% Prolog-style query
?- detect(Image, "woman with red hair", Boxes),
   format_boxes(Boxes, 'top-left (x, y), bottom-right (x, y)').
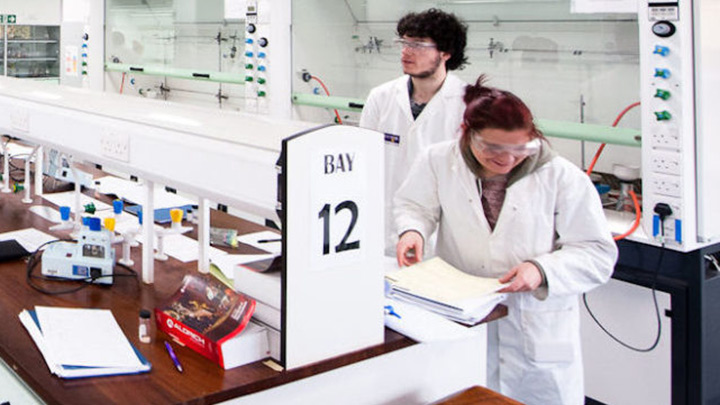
top-left (394, 75), bottom-right (617, 405)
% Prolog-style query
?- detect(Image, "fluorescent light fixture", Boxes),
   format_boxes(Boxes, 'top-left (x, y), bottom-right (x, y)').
top-left (147, 113), bottom-right (202, 128)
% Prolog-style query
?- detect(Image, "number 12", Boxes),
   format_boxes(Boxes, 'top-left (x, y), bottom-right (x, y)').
top-left (318, 200), bottom-right (360, 255)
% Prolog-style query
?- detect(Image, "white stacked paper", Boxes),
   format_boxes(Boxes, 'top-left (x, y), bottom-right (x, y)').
top-left (383, 298), bottom-right (481, 342)
top-left (234, 263), bottom-right (282, 309)
top-left (221, 321), bottom-right (270, 370)
top-left (233, 260), bottom-right (282, 361)
top-left (385, 257), bottom-right (507, 325)
top-left (18, 306), bottom-right (151, 379)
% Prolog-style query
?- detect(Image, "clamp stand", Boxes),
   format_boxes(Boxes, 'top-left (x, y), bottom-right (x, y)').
top-left (155, 208), bottom-right (191, 261)
top-left (118, 215), bottom-right (142, 267)
top-left (50, 206), bottom-right (74, 231)
top-left (1, 137), bottom-right (11, 193)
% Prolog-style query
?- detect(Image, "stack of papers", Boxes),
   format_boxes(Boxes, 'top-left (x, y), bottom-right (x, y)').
top-left (383, 298), bottom-right (481, 342)
top-left (18, 306), bottom-right (151, 379)
top-left (385, 257), bottom-right (508, 326)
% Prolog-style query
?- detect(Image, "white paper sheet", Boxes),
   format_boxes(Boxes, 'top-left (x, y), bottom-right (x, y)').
top-left (211, 253), bottom-right (277, 280)
top-left (94, 176), bottom-right (195, 209)
top-left (29, 206), bottom-right (62, 223)
top-left (136, 232), bottom-right (227, 263)
top-left (0, 228), bottom-right (57, 252)
top-left (35, 306), bottom-right (142, 368)
top-left (237, 231), bottom-right (282, 254)
top-left (386, 257), bottom-right (505, 304)
top-left (383, 298), bottom-right (479, 342)
top-left (6, 142), bottom-right (35, 158)
top-left (41, 192), bottom-right (111, 213)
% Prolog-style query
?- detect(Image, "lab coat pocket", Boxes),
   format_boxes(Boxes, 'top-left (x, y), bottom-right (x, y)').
top-left (521, 306), bottom-right (575, 364)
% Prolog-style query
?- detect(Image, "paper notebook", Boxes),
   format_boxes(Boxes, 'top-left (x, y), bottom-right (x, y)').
top-left (385, 257), bottom-right (507, 326)
top-left (19, 309), bottom-right (151, 379)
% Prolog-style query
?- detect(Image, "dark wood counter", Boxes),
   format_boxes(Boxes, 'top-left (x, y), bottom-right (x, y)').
top-left (0, 191), bottom-right (416, 404)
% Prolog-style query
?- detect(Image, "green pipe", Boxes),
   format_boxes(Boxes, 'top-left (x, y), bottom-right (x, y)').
top-left (292, 93), bottom-right (641, 147)
top-left (291, 93), bottom-right (365, 112)
top-left (537, 119), bottom-right (641, 147)
top-left (105, 63), bottom-right (247, 85)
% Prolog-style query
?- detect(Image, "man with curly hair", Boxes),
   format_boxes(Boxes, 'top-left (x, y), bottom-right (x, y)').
top-left (359, 8), bottom-right (468, 254)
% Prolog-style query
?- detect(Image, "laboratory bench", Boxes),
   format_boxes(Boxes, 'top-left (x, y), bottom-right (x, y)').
top-left (0, 189), bottom-right (502, 404)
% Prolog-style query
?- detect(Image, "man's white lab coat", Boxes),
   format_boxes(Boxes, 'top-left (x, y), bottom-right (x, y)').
top-left (359, 73), bottom-right (467, 252)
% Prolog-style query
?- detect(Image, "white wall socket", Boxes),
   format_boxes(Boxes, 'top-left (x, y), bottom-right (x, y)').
top-left (100, 131), bottom-right (130, 162)
top-left (651, 176), bottom-right (682, 198)
top-left (651, 152), bottom-right (682, 175)
top-left (650, 130), bottom-right (680, 149)
top-left (10, 109), bottom-right (29, 133)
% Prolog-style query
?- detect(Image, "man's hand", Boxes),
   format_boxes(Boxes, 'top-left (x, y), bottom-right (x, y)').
top-left (396, 231), bottom-right (424, 267)
top-left (498, 262), bottom-right (543, 293)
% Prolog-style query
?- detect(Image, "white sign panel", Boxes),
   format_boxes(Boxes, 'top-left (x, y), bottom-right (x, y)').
top-left (310, 148), bottom-right (367, 272)
top-left (283, 125), bottom-right (384, 370)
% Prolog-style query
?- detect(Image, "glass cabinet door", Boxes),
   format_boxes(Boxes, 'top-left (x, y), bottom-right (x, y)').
top-left (5, 25), bottom-right (60, 79)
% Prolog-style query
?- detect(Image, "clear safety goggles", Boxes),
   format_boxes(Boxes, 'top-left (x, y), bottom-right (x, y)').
top-left (393, 38), bottom-right (437, 51)
top-left (471, 134), bottom-right (541, 158)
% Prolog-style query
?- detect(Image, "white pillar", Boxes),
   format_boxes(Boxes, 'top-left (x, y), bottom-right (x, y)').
top-left (197, 198), bottom-right (211, 273)
top-left (142, 180), bottom-right (155, 284)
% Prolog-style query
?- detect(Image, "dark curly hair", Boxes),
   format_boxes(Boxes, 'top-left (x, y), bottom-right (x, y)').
top-left (396, 8), bottom-right (468, 71)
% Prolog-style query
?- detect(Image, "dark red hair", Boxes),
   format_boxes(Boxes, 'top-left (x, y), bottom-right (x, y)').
top-left (461, 75), bottom-right (542, 144)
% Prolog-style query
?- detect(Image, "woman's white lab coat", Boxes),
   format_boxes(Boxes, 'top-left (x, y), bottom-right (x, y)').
top-left (394, 140), bottom-right (617, 405)
top-left (359, 73), bottom-right (466, 251)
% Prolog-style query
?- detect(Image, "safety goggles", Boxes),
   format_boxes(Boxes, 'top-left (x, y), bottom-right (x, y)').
top-left (393, 38), bottom-right (437, 51)
top-left (471, 134), bottom-right (541, 158)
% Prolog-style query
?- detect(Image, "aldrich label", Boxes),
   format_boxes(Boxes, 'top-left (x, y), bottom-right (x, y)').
top-left (323, 153), bottom-right (355, 174)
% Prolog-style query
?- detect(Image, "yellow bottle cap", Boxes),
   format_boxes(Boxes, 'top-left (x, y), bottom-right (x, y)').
top-left (170, 208), bottom-right (183, 223)
top-left (103, 217), bottom-right (116, 232)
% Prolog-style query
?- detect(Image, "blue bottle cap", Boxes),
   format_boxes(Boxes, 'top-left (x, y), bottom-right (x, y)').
top-left (113, 199), bottom-right (124, 214)
top-left (88, 217), bottom-right (102, 231)
top-left (59, 206), bottom-right (71, 221)
top-left (82, 216), bottom-right (91, 226)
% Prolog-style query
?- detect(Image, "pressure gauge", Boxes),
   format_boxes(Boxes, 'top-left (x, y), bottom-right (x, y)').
top-left (652, 21), bottom-right (676, 38)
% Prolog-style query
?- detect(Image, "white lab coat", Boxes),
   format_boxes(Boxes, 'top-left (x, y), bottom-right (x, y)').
top-left (394, 140), bottom-right (617, 405)
top-left (359, 73), bottom-right (467, 252)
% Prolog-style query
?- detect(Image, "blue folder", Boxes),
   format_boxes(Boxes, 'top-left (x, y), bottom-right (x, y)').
top-left (124, 204), bottom-right (194, 224)
top-left (22, 310), bottom-right (152, 379)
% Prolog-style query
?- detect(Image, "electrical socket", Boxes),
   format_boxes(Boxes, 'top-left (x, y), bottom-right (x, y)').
top-left (651, 152), bottom-right (682, 175)
top-left (650, 131), bottom-right (680, 148)
top-left (10, 109), bottom-right (29, 133)
top-left (100, 131), bottom-right (130, 162)
top-left (650, 175), bottom-right (682, 197)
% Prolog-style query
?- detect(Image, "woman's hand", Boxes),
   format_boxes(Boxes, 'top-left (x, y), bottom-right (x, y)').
top-left (396, 231), bottom-right (424, 267)
top-left (498, 262), bottom-right (543, 293)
